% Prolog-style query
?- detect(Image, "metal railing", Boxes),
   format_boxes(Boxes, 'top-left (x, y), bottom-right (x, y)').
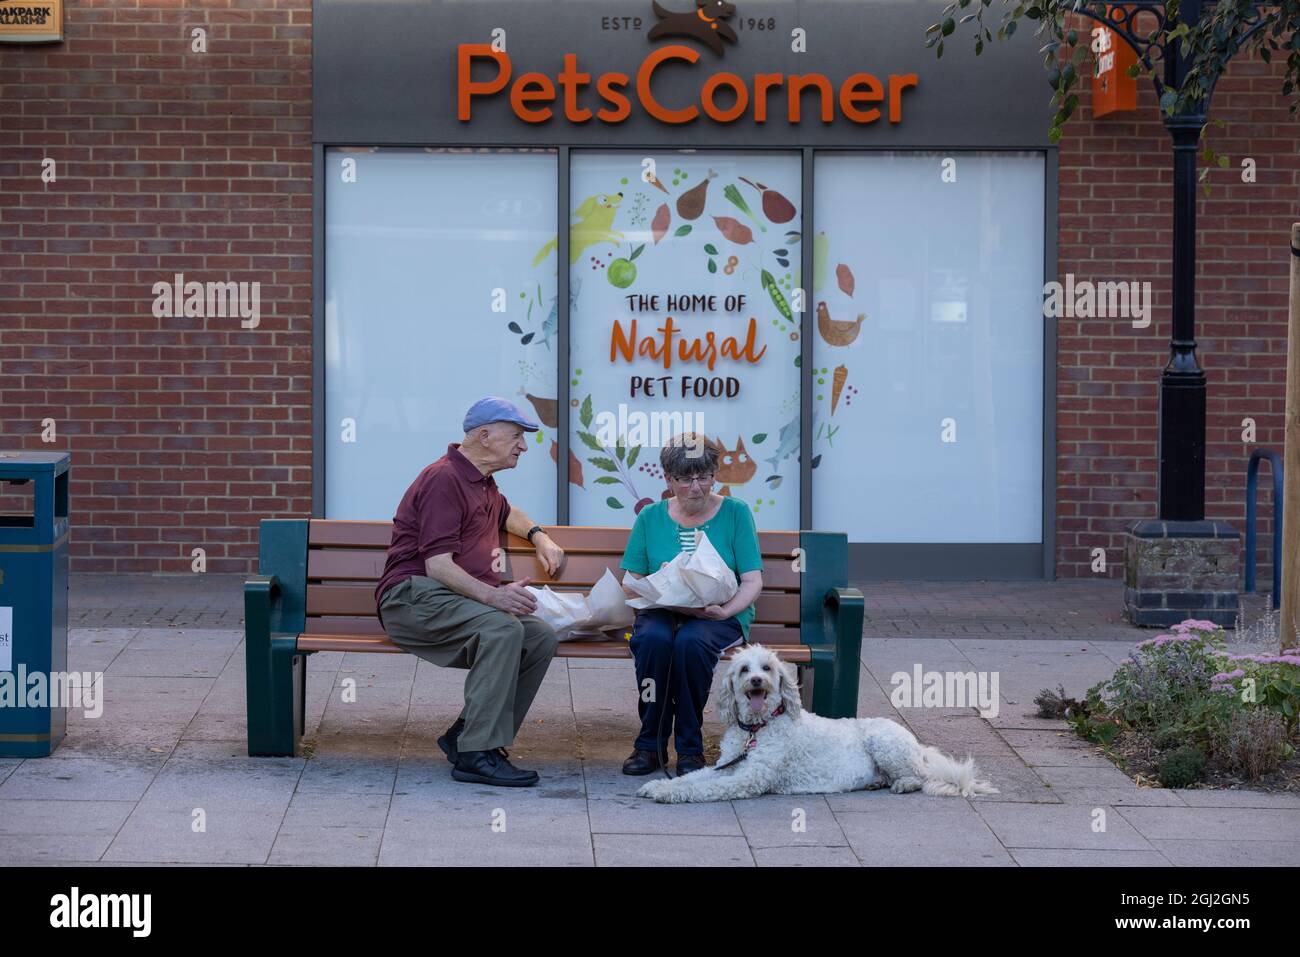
top-left (1244, 448), bottom-right (1283, 610)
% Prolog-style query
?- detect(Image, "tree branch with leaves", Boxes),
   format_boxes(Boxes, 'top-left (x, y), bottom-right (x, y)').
top-left (925, 0), bottom-right (1299, 146)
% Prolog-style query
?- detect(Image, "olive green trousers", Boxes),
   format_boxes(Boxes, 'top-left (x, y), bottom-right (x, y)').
top-left (378, 575), bottom-right (558, 752)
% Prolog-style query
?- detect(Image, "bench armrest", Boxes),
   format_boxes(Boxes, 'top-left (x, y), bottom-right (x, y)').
top-left (824, 585), bottom-right (864, 651)
top-left (245, 575), bottom-right (283, 648)
top-left (800, 585), bottom-right (864, 718)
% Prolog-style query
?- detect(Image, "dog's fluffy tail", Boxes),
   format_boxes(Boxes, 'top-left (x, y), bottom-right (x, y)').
top-left (917, 746), bottom-right (999, 797)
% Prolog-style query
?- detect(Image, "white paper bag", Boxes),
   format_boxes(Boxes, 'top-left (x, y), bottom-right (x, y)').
top-left (526, 586), bottom-right (588, 638)
top-left (571, 567), bottom-right (635, 636)
top-left (622, 529), bottom-right (738, 610)
top-left (526, 568), bottom-right (634, 641)
top-left (679, 529), bottom-right (739, 605)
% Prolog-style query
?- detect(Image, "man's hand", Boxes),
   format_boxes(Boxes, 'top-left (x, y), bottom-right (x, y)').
top-left (533, 532), bottom-right (564, 578)
top-left (489, 577), bottom-right (539, 616)
top-left (698, 604), bottom-right (728, 620)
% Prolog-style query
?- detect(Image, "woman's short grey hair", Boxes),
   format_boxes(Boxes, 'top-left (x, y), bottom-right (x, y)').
top-left (660, 432), bottom-right (719, 479)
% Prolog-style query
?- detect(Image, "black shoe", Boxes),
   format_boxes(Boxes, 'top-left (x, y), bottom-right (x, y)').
top-left (622, 749), bottom-right (663, 776)
top-left (451, 748), bottom-right (539, 787)
top-left (436, 717), bottom-right (465, 764)
top-left (677, 753), bottom-right (707, 776)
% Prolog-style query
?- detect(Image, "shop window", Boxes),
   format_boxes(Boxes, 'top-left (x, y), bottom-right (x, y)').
top-left (323, 147), bottom-right (558, 521)
top-left (811, 151), bottom-right (1045, 543)
top-left (564, 151), bottom-right (802, 528)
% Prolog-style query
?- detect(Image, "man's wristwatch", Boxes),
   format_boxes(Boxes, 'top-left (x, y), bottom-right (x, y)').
top-left (526, 525), bottom-right (544, 543)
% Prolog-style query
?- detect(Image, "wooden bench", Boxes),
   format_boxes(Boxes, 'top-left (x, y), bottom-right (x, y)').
top-left (244, 518), bottom-right (864, 757)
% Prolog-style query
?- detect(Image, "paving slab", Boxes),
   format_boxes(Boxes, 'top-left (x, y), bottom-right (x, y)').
top-left (0, 759), bottom-right (21, 786)
top-left (593, 833), bottom-right (752, 866)
top-left (104, 802), bottom-right (287, 864)
top-left (1150, 839), bottom-right (1300, 867)
top-left (379, 797), bottom-right (593, 866)
top-left (1172, 788), bottom-right (1300, 809)
top-left (732, 794), bottom-right (850, 848)
top-left (966, 756), bottom-right (1061, 804)
top-left (0, 750), bottom-right (166, 803)
top-left (0, 798), bottom-right (135, 863)
top-left (753, 845), bottom-right (861, 866)
top-left (1010, 848), bottom-right (1172, 867)
top-left (268, 827), bottom-right (385, 866)
top-left (834, 800), bottom-right (1016, 866)
top-left (587, 794), bottom-right (745, 836)
top-left (1115, 805), bottom-right (1300, 842)
top-left (975, 801), bottom-right (1153, 851)
top-left (1045, 787), bottom-right (1188, 807)
top-left (1016, 747), bottom-right (1115, 768)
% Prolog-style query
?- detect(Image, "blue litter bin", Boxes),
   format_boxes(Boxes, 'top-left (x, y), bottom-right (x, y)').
top-left (0, 451), bottom-right (70, 757)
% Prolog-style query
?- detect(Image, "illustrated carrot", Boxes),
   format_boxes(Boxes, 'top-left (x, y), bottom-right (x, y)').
top-left (831, 365), bottom-right (848, 414)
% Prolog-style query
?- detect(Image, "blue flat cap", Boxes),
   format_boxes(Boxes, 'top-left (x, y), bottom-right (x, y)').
top-left (463, 396), bottom-right (541, 433)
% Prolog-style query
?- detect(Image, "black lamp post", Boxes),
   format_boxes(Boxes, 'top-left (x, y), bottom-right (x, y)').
top-left (1076, 0), bottom-right (1271, 520)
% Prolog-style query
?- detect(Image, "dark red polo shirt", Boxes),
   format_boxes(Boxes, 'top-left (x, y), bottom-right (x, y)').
top-left (374, 443), bottom-right (512, 627)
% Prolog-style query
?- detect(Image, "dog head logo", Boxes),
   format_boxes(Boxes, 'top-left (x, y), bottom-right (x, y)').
top-left (648, 0), bottom-right (738, 56)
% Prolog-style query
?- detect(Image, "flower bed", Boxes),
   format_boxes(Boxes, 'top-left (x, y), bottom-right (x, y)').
top-left (1048, 620), bottom-right (1300, 790)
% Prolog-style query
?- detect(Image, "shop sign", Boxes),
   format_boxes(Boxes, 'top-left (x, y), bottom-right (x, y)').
top-left (1090, 9), bottom-right (1137, 117)
top-left (0, 0), bottom-right (61, 42)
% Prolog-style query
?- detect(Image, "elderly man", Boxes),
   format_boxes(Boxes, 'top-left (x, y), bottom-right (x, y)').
top-left (375, 397), bottom-right (565, 787)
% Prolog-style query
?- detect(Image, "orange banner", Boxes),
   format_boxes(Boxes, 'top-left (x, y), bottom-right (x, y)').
top-left (1090, 7), bottom-right (1137, 117)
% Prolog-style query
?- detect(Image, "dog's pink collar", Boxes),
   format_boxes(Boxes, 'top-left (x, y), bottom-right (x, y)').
top-left (717, 703), bottom-right (785, 770)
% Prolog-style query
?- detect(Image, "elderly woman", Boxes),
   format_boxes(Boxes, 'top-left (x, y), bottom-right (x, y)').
top-left (619, 432), bottom-right (764, 776)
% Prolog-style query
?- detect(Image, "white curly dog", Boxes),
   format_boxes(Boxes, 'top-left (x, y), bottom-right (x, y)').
top-left (637, 644), bottom-right (999, 803)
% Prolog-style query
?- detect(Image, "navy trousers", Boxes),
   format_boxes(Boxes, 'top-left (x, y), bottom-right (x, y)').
top-left (628, 608), bottom-right (745, 757)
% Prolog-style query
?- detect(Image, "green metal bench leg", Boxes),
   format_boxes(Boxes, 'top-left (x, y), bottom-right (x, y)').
top-left (268, 637), bottom-right (305, 757)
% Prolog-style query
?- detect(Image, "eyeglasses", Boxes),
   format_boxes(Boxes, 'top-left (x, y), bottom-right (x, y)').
top-left (669, 473), bottom-right (714, 488)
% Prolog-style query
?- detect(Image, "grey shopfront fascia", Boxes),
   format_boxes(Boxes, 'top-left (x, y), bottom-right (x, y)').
top-left (311, 0), bottom-right (1059, 580)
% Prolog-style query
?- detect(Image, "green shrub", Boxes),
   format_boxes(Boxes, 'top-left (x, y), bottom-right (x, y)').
top-left (1209, 654), bottom-right (1300, 735)
top-left (1089, 624), bottom-right (1232, 740)
top-left (1158, 746), bottom-right (1207, 788)
top-left (1215, 708), bottom-right (1293, 780)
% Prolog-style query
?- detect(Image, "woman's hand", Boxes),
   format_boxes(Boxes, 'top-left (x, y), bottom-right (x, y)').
top-left (699, 604), bottom-right (729, 620)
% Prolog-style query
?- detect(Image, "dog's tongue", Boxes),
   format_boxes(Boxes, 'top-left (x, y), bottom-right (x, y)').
top-left (747, 689), bottom-right (766, 713)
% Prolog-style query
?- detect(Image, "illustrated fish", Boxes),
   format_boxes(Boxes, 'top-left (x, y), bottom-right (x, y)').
top-left (759, 408), bottom-right (821, 475)
top-left (764, 412), bottom-right (800, 475)
top-left (539, 274), bottom-right (581, 351)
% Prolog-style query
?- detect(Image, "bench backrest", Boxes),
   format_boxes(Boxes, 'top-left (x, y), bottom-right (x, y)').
top-left (257, 518), bottom-right (848, 647)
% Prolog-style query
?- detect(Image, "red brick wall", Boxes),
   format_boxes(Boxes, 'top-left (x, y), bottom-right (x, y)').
top-left (0, 0), bottom-right (312, 572)
top-left (2, 4), bottom-right (1295, 582)
top-left (1055, 28), bottom-right (1300, 586)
